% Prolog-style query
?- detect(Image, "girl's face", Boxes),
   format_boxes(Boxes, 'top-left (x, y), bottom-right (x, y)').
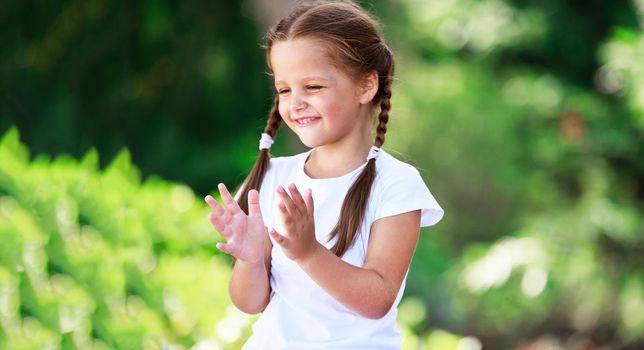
top-left (270, 38), bottom-right (375, 149)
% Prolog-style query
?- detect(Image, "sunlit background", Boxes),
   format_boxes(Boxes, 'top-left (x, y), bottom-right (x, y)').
top-left (1, 0), bottom-right (643, 349)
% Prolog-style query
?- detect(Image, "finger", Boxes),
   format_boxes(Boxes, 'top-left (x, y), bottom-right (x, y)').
top-left (277, 201), bottom-right (292, 232)
top-left (218, 183), bottom-right (242, 214)
top-left (287, 183), bottom-right (307, 215)
top-left (304, 188), bottom-right (314, 216)
top-left (208, 213), bottom-right (232, 239)
top-left (205, 195), bottom-right (234, 225)
top-left (247, 189), bottom-right (263, 219)
top-left (269, 227), bottom-right (288, 247)
top-left (204, 195), bottom-right (225, 216)
top-left (276, 185), bottom-right (301, 217)
top-left (205, 195), bottom-right (233, 222)
top-left (216, 242), bottom-right (235, 255)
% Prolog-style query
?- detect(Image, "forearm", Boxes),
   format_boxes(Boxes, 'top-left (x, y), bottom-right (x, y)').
top-left (229, 259), bottom-right (271, 314)
top-left (296, 244), bottom-right (397, 319)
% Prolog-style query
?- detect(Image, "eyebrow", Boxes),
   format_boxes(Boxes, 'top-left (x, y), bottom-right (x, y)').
top-left (274, 76), bottom-right (331, 85)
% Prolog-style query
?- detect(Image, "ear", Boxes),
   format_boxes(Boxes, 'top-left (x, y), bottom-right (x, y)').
top-left (357, 70), bottom-right (379, 105)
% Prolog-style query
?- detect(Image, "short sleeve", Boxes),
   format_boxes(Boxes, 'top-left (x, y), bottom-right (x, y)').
top-left (373, 165), bottom-right (444, 227)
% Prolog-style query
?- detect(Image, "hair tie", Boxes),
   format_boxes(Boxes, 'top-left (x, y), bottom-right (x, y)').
top-left (367, 145), bottom-right (381, 161)
top-left (259, 133), bottom-right (274, 150)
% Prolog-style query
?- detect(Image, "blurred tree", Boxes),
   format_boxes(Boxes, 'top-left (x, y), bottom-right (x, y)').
top-left (0, 0), bottom-right (283, 195)
top-left (372, 0), bottom-right (644, 348)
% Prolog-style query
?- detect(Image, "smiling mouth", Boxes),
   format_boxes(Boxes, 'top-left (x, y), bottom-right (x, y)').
top-left (294, 117), bottom-right (321, 126)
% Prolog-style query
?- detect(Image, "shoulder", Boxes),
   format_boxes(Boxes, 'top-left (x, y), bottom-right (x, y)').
top-left (374, 149), bottom-right (423, 182)
top-left (371, 149), bottom-right (429, 199)
top-left (268, 150), bottom-right (308, 171)
top-left (371, 149), bottom-right (445, 227)
top-left (268, 151), bottom-right (305, 167)
top-left (265, 150), bottom-right (309, 181)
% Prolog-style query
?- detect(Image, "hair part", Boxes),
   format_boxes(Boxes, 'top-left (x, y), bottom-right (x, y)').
top-left (237, 0), bottom-right (395, 257)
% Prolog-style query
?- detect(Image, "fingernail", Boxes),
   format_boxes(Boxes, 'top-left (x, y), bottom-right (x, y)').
top-left (277, 186), bottom-right (284, 193)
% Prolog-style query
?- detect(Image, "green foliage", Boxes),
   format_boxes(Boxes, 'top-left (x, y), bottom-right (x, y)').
top-left (0, 0), bottom-right (279, 195)
top-left (0, 128), bottom-right (253, 350)
top-left (382, 0), bottom-right (644, 348)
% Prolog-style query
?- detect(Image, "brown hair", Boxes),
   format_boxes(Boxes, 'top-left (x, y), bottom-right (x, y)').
top-left (237, 0), bottom-right (394, 257)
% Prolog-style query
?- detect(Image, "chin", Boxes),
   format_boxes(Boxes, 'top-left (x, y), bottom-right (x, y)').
top-left (300, 140), bottom-right (320, 148)
top-left (298, 137), bottom-right (325, 149)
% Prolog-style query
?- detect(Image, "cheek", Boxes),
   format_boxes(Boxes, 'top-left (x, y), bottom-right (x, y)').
top-left (309, 95), bottom-right (336, 115)
top-left (314, 95), bottom-right (350, 119)
top-left (278, 99), bottom-right (289, 119)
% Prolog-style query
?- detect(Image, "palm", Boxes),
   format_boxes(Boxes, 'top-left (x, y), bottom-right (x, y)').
top-left (205, 184), bottom-right (266, 263)
top-left (219, 209), bottom-right (265, 262)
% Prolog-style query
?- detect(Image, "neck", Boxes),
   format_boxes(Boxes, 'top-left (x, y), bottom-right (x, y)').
top-left (305, 127), bottom-right (374, 179)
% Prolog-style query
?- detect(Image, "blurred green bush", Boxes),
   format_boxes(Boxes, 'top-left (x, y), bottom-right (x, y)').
top-left (0, 127), bottom-right (253, 350)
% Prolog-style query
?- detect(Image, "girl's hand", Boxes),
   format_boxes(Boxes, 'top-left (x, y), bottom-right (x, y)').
top-left (205, 183), bottom-right (266, 263)
top-left (270, 183), bottom-right (320, 262)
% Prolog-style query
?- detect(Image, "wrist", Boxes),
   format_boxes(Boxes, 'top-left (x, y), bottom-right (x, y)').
top-left (295, 241), bottom-right (324, 267)
top-left (234, 261), bottom-right (266, 281)
top-left (236, 253), bottom-right (265, 267)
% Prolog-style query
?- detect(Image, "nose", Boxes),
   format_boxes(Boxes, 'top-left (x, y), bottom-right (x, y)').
top-left (290, 90), bottom-right (307, 113)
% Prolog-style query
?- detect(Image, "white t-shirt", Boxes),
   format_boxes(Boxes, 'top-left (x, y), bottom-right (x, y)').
top-left (242, 148), bottom-right (444, 350)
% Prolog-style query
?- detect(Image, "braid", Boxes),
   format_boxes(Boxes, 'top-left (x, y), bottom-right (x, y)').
top-left (237, 96), bottom-right (283, 214)
top-left (264, 95), bottom-right (283, 138)
top-left (375, 76), bottom-right (392, 148)
top-left (328, 60), bottom-right (393, 257)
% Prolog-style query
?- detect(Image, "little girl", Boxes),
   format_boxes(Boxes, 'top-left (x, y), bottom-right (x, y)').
top-left (205, 1), bottom-right (444, 348)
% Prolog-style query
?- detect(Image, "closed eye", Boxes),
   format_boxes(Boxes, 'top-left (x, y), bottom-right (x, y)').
top-left (307, 85), bottom-right (323, 91)
top-left (277, 88), bottom-right (290, 95)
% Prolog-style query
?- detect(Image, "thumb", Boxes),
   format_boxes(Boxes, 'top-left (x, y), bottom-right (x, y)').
top-left (216, 242), bottom-right (233, 255)
top-left (247, 189), bottom-right (263, 218)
